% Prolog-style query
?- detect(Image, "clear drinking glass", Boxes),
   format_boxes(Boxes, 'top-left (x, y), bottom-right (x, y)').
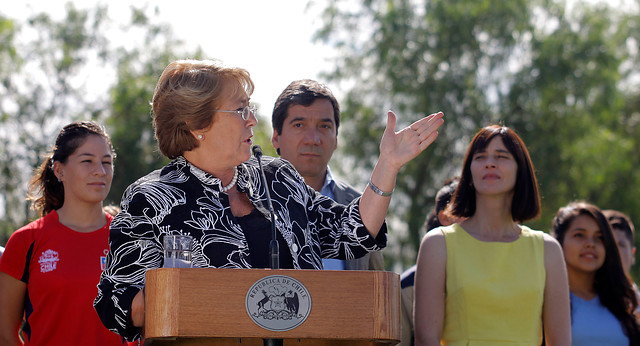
top-left (163, 234), bottom-right (193, 268)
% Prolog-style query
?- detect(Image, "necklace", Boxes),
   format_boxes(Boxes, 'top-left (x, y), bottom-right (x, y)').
top-left (220, 167), bottom-right (238, 193)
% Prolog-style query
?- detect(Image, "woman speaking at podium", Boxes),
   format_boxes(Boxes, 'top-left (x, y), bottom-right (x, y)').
top-left (94, 59), bottom-right (444, 341)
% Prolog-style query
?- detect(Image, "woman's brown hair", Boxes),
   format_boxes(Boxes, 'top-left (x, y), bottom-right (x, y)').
top-left (28, 121), bottom-right (114, 217)
top-left (152, 59), bottom-right (254, 159)
top-left (447, 125), bottom-right (540, 222)
top-left (552, 201), bottom-right (639, 344)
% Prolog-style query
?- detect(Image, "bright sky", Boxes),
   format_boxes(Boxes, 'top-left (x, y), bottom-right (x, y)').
top-left (3, 0), bottom-right (338, 115)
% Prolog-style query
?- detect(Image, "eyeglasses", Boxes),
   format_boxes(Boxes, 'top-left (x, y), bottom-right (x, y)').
top-left (214, 104), bottom-right (257, 121)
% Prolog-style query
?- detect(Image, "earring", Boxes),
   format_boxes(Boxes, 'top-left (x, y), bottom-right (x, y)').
top-left (197, 134), bottom-right (203, 140)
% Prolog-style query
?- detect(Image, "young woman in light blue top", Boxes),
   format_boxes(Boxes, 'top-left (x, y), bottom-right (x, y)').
top-left (552, 202), bottom-right (639, 345)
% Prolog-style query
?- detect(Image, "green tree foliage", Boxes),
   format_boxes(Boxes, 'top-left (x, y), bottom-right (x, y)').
top-left (0, 4), bottom-right (112, 242)
top-left (315, 0), bottom-right (537, 268)
top-left (105, 7), bottom-right (201, 205)
top-left (251, 113), bottom-right (279, 158)
top-left (0, 15), bottom-right (21, 242)
top-left (315, 0), bottom-right (640, 274)
top-left (505, 2), bottom-right (640, 279)
top-left (0, 4), bottom-right (200, 243)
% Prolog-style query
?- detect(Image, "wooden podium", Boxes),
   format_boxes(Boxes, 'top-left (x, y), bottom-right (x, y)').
top-left (144, 268), bottom-right (401, 345)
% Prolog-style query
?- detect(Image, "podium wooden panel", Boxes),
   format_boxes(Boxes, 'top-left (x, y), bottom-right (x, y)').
top-left (144, 268), bottom-right (400, 345)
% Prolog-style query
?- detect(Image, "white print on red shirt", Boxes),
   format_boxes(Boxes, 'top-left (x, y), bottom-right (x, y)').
top-left (100, 249), bottom-right (108, 271)
top-left (38, 249), bottom-right (59, 273)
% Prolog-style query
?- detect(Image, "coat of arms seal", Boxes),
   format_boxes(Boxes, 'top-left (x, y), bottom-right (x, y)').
top-left (245, 275), bottom-right (312, 331)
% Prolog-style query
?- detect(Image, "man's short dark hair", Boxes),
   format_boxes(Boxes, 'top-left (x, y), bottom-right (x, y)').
top-left (271, 79), bottom-right (340, 136)
top-left (424, 177), bottom-right (459, 232)
top-left (603, 209), bottom-right (635, 244)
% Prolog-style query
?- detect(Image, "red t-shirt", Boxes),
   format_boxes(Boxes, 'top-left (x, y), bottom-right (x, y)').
top-left (0, 210), bottom-right (126, 345)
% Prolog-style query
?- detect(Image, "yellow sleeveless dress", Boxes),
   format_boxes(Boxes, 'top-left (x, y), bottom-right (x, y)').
top-left (441, 224), bottom-right (545, 346)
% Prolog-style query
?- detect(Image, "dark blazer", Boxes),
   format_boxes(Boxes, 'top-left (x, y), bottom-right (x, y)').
top-left (331, 178), bottom-right (385, 271)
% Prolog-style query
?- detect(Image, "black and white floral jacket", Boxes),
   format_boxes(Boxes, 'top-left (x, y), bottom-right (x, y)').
top-left (94, 155), bottom-right (387, 340)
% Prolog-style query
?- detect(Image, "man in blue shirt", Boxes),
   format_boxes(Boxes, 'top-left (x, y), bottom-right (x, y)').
top-left (271, 79), bottom-right (383, 270)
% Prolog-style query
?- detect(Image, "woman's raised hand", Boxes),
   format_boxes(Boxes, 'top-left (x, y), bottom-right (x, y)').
top-left (378, 111), bottom-right (444, 171)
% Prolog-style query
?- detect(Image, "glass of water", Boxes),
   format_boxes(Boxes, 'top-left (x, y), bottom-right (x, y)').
top-left (163, 234), bottom-right (193, 268)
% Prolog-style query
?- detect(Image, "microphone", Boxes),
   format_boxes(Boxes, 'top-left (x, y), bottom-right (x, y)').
top-left (252, 145), bottom-right (280, 270)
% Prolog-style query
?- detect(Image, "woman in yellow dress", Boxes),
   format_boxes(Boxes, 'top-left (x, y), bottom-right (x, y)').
top-left (414, 125), bottom-right (571, 345)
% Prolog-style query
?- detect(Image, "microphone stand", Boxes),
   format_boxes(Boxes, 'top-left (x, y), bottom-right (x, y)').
top-left (253, 146), bottom-right (283, 346)
top-left (252, 145), bottom-right (279, 270)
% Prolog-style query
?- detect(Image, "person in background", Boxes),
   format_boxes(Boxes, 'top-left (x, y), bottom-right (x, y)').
top-left (271, 79), bottom-right (383, 270)
top-left (414, 125), bottom-right (571, 345)
top-left (103, 204), bottom-right (121, 217)
top-left (603, 209), bottom-right (640, 314)
top-left (0, 121), bottom-right (125, 345)
top-left (399, 177), bottom-right (460, 346)
top-left (94, 59), bottom-right (444, 341)
top-left (553, 202), bottom-right (639, 345)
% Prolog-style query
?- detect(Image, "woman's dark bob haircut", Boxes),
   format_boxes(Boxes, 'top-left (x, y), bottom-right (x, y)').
top-left (448, 125), bottom-right (540, 222)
